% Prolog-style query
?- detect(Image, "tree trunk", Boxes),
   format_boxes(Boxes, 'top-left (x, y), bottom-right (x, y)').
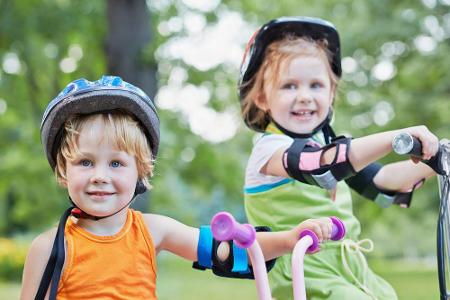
top-left (106, 0), bottom-right (157, 212)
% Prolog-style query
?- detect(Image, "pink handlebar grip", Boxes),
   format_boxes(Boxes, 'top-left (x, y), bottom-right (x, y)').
top-left (211, 212), bottom-right (256, 249)
top-left (330, 216), bottom-right (346, 241)
top-left (299, 217), bottom-right (346, 253)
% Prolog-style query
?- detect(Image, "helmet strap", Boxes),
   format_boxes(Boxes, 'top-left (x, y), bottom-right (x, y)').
top-left (69, 181), bottom-right (147, 221)
top-left (270, 110), bottom-right (335, 143)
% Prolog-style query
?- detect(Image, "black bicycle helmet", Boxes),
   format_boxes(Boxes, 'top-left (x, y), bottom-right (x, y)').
top-left (238, 16), bottom-right (341, 133)
top-left (41, 75), bottom-right (160, 170)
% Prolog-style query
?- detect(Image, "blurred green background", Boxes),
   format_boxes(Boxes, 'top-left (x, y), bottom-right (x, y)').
top-left (0, 0), bottom-right (449, 299)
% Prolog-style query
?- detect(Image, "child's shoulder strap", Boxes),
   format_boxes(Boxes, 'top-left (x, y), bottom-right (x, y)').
top-left (35, 207), bottom-right (72, 300)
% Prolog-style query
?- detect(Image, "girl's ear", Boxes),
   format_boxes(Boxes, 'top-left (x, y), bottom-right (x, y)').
top-left (255, 93), bottom-right (268, 112)
top-left (329, 83), bottom-right (337, 105)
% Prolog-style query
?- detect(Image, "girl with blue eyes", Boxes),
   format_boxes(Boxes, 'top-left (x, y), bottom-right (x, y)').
top-left (239, 17), bottom-right (441, 299)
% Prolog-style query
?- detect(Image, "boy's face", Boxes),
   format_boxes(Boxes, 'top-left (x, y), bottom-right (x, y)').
top-left (62, 118), bottom-right (139, 217)
top-left (258, 55), bottom-right (335, 134)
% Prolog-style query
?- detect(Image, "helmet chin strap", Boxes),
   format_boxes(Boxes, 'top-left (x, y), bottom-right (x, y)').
top-left (70, 181), bottom-right (147, 221)
top-left (271, 110), bottom-right (336, 143)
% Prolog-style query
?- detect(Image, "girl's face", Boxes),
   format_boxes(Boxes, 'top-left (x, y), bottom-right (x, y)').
top-left (258, 55), bottom-right (335, 134)
top-left (63, 118), bottom-right (139, 217)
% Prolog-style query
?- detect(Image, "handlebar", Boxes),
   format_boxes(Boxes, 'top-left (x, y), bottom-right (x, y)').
top-left (299, 216), bottom-right (346, 253)
top-left (392, 132), bottom-right (448, 175)
top-left (211, 212), bottom-right (345, 253)
top-left (392, 132), bottom-right (423, 156)
top-left (211, 212), bottom-right (256, 248)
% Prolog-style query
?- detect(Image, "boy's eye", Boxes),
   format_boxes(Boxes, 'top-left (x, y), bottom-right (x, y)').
top-left (80, 159), bottom-right (92, 167)
top-left (111, 161), bottom-right (122, 168)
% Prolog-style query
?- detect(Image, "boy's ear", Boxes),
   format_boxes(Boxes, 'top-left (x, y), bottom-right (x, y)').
top-left (59, 177), bottom-right (68, 188)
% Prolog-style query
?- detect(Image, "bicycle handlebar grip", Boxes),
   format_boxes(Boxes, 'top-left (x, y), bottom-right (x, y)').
top-left (392, 132), bottom-right (422, 156)
top-left (392, 132), bottom-right (446, 175)
top-left (211, 212), bottom-right (256, 249)
top-left (299, 217), bottom-right (346, 253)
top-left (330, 216), bottom-right (346, 241)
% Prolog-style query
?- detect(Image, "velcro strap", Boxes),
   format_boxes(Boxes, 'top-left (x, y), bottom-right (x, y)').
top-left (328, 137), bottom-right (356, 181)
top-left (375, 179), bottom-right (425, 208)
top-left (231, 243), bottom-right (249, 273)
top-left (345, 162), bottom-right (383, 200)
top-left (285, 139), bottom-right (309, 183)
top-left (196, 225), bottom-right (213, 269)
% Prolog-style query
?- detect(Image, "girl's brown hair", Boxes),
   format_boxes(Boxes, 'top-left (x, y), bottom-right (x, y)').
top-left (240, 36), bottom-right (339, 132)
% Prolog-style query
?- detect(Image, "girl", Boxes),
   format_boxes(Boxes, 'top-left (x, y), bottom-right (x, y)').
top-left (239, 16), bottom-right (441, 300)
top-left (20, 75), bottom-right (333, 299)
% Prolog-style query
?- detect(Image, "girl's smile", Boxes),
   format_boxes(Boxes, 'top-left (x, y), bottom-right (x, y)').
top-left (259, 55), bottom-right (335, 134)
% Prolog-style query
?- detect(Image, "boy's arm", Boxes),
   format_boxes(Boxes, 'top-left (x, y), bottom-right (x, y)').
top-left (143, 214), bottom-right (199, 261)
top-left (255, 218), bottom-right (332, 261)
top-left (20, 228), bottom-right (57, 300)
top-left (143, 213), bottom-right (331, 258)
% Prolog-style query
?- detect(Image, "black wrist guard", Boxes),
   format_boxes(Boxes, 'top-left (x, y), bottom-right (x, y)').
top-left (192, 225), bottom-right (276, 279)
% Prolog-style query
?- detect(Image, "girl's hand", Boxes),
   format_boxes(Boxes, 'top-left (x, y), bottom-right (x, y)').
top-left (287, 217), bottom-right (333, 250)
top-left (403, 125), bottom-right (439, 162)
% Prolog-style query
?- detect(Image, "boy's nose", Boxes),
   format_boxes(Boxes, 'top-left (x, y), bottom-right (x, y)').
top-left (90, 167), bottom-right (110, 183)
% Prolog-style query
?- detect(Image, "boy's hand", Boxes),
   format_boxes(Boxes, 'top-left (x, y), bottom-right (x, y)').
top-left (404, 125), bottom-right (439, 161)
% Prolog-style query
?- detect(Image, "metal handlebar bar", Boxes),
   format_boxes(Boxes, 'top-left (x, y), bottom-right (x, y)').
top-left (393, 132), bottom-right (450, 300)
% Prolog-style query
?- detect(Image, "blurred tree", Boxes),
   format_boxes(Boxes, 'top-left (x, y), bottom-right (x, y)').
top-left (148, 0), bottom-right (450, 258)
top-left (105, 0), bottom-right (157, 212)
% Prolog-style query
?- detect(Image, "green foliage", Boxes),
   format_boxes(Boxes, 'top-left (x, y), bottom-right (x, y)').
top-left (0, 0), bottom-right (449, 264)
top-left (0, 237), bottom-right (28, 281)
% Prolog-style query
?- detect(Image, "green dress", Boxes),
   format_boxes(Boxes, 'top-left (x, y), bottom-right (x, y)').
top-left (244, 125), bottom-right (397, 300)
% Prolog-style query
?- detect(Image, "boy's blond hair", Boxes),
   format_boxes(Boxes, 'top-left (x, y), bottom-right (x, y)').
top-left (241, 36), bottom-right (339, 131)
top-left (55, 111), bottom-right (153, 188)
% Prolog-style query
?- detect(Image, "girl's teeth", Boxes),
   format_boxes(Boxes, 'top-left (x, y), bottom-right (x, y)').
top-left (294, 111), bottom-right (312, 115)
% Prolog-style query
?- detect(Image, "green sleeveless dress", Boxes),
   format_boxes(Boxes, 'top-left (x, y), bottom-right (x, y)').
top-left (244, 125), bottom-right (397, 300)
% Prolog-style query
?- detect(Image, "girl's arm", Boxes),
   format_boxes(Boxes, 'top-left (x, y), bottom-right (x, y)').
top-left (344, 126), bottom-right (438, 171)
top-left (143, 214), bottom-right (199, 261)
top-left (20, 228), bottom-right (57, 300)
top-left (263, 125), bottom-right (439, 189)
top-left (373, 160), bottom-right (435, 191)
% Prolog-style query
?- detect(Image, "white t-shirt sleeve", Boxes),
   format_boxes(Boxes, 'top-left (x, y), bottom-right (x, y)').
top-left (245, 134), bottom-right (294, 188)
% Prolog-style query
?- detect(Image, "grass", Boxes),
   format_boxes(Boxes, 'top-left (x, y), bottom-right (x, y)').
top-left (2, 256), bottom-right (440, 300)
top-left (0, 281), bottom-right (20, 300)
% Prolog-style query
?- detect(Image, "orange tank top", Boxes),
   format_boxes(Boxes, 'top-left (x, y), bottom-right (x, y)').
top-left (57, 209), bottom-right (157, 299)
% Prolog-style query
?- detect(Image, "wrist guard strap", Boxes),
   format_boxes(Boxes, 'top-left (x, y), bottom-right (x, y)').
top-left (193, 225), bottom-right (276, 279)
top-left (283, 136), bottom-right (356, 190)
top-left (346, 162), bottom-right (424, 208)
